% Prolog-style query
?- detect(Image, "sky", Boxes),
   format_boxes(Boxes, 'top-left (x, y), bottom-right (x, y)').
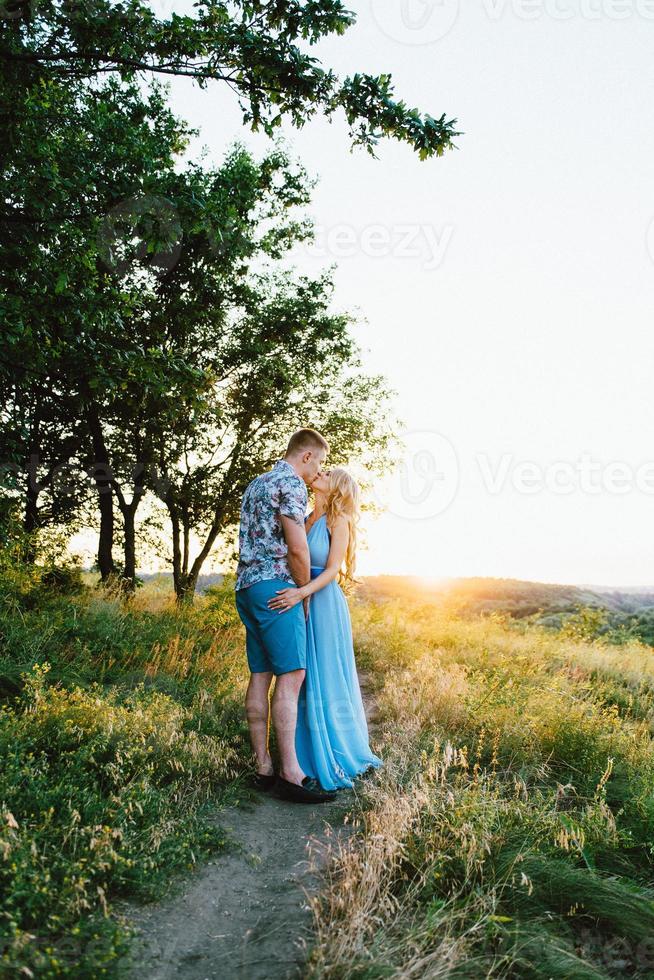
top-left (90, 0), bottom-right (654, 587)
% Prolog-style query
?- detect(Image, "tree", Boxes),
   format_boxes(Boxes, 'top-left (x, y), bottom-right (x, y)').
top-left (152, 265), bottom-right (397, 602)
top-left (0, 76), bottom-right (196, 578)
top-left (81, 139), bottom-right (398, 601)
top-left (83, 142), bottom-right (320, 593)
top-left (1, 0), bottom-right (457, 586)
top-left (1, 0), bottom-right (460, 160)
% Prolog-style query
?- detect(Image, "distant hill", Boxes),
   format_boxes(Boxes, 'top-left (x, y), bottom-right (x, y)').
top-left (437, 577), bottom-right (654, 617)
top-left (360, 574), bottom-right (654, 613)
top-left (357, 575), bottom-right (654, 646)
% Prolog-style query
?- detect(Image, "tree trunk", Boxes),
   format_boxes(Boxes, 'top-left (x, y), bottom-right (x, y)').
top-left (176, 514), bottom-right (196, 603)
top-left (176, 574), bottom-right (197, 605)
top-left (85, 400), bottom-right (115, 581)
top-left (122, 507), bottom-right (137, 594)
top-left (22, 413), bottom-right (42, 564)
top-left (168, 499), bottom-right (183, 597)
top-left (166, 502), bottom-right (199, 604)
top-left (164, 446), bottom-right (242, 604)
top-left (23, 453), bottom-right (40, 564)
top-left (182, 517), bottom-right (189, 578)
top-left (115, 461), bottom-right (147, 595)
top-left (22, 432), bottom-right (83, 564)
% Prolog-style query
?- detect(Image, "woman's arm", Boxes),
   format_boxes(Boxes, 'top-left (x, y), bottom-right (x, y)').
top-left (267, 516), bottom-right (349, 611)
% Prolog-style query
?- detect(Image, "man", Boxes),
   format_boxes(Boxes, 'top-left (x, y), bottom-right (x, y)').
top-left (234, 428), bottom-right (336, 804)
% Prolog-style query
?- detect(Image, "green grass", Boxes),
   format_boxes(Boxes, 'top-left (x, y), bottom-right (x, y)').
top-left (309, 585), bottom-right (654, 979)
top-left (5, 558), bottom-right (654, 978)
top-left (0, 555), bottom-right (251, 978)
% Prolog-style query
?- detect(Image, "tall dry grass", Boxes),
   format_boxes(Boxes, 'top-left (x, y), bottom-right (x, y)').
top-left (308, 591), bottom-right (654, 978)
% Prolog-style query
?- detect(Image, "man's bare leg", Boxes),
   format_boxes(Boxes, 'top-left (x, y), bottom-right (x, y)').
top-left (245, 671), bottom-right (274, 774)
top-left (272, 668), bottom-right (306, 785)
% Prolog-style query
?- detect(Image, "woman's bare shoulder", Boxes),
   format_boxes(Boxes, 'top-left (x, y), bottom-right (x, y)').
top-left (327, 513), bottom-right (349, 534)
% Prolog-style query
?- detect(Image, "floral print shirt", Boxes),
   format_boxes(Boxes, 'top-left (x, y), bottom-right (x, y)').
top-left (235, 459), bottom-right (308, 591)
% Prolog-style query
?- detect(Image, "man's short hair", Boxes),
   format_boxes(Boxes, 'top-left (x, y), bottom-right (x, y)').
top-left (285, 428), bottom-right (330, 458)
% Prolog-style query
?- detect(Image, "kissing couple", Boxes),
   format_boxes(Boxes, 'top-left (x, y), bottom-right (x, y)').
top-left (234, 428), bottom-right (382, 804)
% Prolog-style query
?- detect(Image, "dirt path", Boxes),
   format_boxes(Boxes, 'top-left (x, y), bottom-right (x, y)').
top-left (115, 685), bottom-right (377, 980)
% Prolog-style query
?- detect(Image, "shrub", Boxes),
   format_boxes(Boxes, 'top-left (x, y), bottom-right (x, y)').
top-left (0, 569), bottom-right (250, 978)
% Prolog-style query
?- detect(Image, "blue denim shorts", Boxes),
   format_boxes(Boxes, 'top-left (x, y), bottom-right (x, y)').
top-left (235, 579), bottom-right (307, 675)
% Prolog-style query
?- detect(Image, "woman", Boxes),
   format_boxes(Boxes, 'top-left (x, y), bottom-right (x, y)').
top-left (267, 467), bottom-right (382, 791)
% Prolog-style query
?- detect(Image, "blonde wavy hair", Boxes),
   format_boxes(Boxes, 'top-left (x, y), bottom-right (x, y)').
top-left (322, 467), bottom-right (362, 595)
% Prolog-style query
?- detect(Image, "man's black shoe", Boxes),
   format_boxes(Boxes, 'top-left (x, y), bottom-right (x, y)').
top-left (251, 771), bottom-right (277, 792)
top-left (274, 775), bottom-right (336, 804)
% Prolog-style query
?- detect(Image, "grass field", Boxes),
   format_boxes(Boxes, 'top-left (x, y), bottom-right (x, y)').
top-left (0, 558), bottom-right (251, 977)
top-left (2, 558), bottom-right (654, 978)
top-left (309, 579), bottom-right (654, 978)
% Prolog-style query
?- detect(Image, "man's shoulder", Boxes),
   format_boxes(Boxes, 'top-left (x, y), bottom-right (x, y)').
top-left (272, 464), bottom-right (306, 494)
top-left (279, 469), bottom-right (306, 489)
top-left (244, 467), bottom-right (276, 492)
top-left (242, 462), bottom-right (306, 503)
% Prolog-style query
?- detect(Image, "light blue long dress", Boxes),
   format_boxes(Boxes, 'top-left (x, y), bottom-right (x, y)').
top-left (295, 513), bottom-right (383, 791)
